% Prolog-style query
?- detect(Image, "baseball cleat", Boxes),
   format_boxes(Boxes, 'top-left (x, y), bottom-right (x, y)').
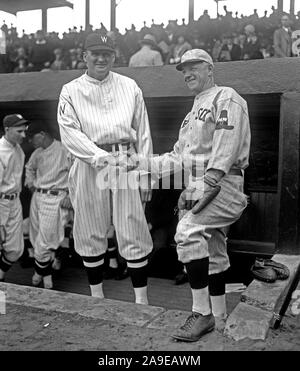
top-left (171, 312), bottom-right (215, 342)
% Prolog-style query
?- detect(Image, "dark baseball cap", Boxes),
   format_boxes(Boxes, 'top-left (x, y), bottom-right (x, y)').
top-left (84, 33), bottom-right (115, 52)
top-left (3, 114), bottom-right (29, 128)
top-left (26, 121), bottom-right (50, 137)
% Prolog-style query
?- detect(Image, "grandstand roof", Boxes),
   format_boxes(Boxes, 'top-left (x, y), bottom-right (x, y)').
top-left (0, 0), bottom-right (73, 15)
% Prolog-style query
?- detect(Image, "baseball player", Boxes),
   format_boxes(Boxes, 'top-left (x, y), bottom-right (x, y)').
top-left (57, 33), bottom-right (153, 304)
top-left (0, 114), bottom-right (28, 281)
top-left (25, 121), bottom-right (71, 289)
top-left (133, 49), bottom-right (250, 341)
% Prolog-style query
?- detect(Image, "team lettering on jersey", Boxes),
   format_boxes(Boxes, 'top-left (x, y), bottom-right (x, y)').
top-left (197, 108), bottom-right (211, 122)
top-left (215, 110), bottom-right (234, 130)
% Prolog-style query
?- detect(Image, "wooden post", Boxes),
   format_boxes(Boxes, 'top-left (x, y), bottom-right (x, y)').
top-left (276, 92), bottom-right (300, 254)
top-left (278, 0), bottom-right (284, 13)
top-left (41, 8), bottom-right (47, 33)
top-left (85, 0), bottom-right (90, 30)
top-left (290, 0), bottom-right (295, 15)
top-left (188, 0), bottom-right (194, 23)
top-left (111, 0), bottom-right (116, 30)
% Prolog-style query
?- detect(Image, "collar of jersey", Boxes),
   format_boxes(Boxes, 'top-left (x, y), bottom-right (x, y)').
top-left (195, 84), bottom-right (218, 99)
top-left (1, 136), bottom-right (16, 149)
top-left (84, 71), bottom-right (113, 85)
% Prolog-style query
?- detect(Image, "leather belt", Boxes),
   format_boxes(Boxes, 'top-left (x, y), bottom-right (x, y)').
top-left (0, 192), bottom-right (19, 200)
top-left (95, 142), bottom-right (132, 152)
top-left (228, 169), bottom-right (243, 176)
top-left (36, 188), bottom-right (60, 196)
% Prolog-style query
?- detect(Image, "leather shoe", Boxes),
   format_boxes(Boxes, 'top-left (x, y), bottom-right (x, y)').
top-left (250, 263), bottom-right (277, 283)
top-left (171, 312), bottom-right (215, 342)
top-left (174, 271), bottom-right (188, 285)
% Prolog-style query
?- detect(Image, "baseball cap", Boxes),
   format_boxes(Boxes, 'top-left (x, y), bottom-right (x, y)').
top-left (84, 33), bottom-right (115, 52)
top-left (176, 49), bottom-right (214, 71)
top-left (26, 121), bottom-right (50, 137)
top-left (3, 114), bottom-right (29, 128)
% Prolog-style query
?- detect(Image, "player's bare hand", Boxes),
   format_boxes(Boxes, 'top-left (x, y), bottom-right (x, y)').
top-left (60, 195), bottom-right (73, 210)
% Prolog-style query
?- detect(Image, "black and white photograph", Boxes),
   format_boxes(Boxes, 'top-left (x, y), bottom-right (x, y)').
top-left (0, 0), bottom-right (300, 359)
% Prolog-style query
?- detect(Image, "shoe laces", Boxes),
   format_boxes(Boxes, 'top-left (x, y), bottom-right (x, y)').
top-left (181, 313), bottom-right (200, 331)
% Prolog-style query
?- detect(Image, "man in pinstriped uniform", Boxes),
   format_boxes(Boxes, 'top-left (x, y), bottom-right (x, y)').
top-left (57, 33), bottom-right (153, 304)
top-left (25, 121), bottom-right (71, 289)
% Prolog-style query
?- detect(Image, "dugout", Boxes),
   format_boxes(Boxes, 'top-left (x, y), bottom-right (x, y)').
top-left (0, 57), bottom-right (299, 259)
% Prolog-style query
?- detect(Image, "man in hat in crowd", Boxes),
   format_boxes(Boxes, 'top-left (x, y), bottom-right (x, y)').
top-left (0, 114), bottom-right (28, 281)
top-left (129, 34), bottom-right (163, 67)
top-left (57, 33), bottom-right (153, 304)
top-left (25, 121), bottom-right (72, 289)
top-left (130, 49), bottom-right (250, 340)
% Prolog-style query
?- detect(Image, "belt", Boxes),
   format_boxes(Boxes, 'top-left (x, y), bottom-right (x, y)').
top-left (0, 193), bottom-right (19, 200)
top-left (95, 142), bottom-right (132, 152)
top-left (228, 169), bottom-right (243, 176)
top-left (36, 188), bottom-right (60, 196)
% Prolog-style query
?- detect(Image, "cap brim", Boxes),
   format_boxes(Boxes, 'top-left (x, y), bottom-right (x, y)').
top-left (176, 59), bottom-right (212, 71)
top-left (5, 119), bottom-right (29, 127)
top-left (86, 45), bottom-right (115, 52)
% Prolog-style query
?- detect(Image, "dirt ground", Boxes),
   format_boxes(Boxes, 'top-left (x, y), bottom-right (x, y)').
top-left (0, 303), bottom-right (299, 351)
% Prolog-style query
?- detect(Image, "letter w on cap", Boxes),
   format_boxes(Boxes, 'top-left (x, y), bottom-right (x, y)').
top-left (101, 36), bottom-right (107, 43)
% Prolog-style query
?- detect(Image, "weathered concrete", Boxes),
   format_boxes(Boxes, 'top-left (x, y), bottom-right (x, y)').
top-left (241, 255), bottom-right (300, 311)
top-left (224, 302), bottom-right (273, 341)
top-left (0, 282), bottom-right (167, 327)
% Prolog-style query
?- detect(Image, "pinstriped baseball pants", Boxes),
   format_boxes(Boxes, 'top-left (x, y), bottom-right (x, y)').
top-left (68, 155), bottom-right (153, 262)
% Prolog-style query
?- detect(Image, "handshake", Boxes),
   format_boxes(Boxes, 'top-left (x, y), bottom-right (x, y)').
top-left (97, 152), bottom-right (150, 172)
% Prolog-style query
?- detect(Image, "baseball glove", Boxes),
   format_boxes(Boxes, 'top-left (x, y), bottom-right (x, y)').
top-left (0, 225), bottom-right (6, 247)
top-left (178, 181), bottom-right (221, 214)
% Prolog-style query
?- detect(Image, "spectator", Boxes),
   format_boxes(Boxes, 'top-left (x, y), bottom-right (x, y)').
top-left (219, 34), bottom-right (242, 61)
top-left (13, 57), bottom-right (30, 73)
top-left (273, 14), bottom-right (292, 57)
top-left (28, 30), bottom-right (53, 71)
top-left (129, 34), bottom-right (163, 67)
top-left (168, 35), bottom-right (192, 64)
top-left (243, 24), bottom-right (263, 59)
top-left (50, 48), bottom-right (68, 71)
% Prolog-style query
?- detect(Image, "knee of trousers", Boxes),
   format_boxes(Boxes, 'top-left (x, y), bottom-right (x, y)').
top-left (175, 220), bottom-right (209, 264)
top-left (3, 244), bottom-right (24, 263)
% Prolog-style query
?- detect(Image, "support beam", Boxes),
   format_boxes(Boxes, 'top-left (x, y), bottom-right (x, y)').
top-left (276, 92), bottom-right (300, 254)
top-left (85, 0), bottom-right (90, 30)
top-left (111, 0), bottom-right (116, 30)
top-left (290, 0), bottom-right (295, 15)
top-left (278, 0), bottom-right (284, 13)
top-left (42, 8), bottom-right (47, 33)
top-left (188, 0), bottom-right (194, 23)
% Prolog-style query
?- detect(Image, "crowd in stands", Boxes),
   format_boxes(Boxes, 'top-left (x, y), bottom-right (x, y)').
top-left (0, 5), bottom-right (300, 73)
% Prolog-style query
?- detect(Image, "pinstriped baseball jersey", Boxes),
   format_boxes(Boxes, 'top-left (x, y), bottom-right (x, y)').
top-left (57, 71), bottom-right (153, 261)
top-left (57, 71), bottom-right (153, 167)
top-left (151, 86), bottom-right (250, 178)
top-left (25, 139), bottom-right (69, 190)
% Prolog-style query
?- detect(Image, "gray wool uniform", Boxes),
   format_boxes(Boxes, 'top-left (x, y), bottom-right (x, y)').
top-left (151, 85), bottom-right (251, 274)
top-left (57, 71), bottom-right (153, 263)
top-left (0, 136), bottom-right (24, 263)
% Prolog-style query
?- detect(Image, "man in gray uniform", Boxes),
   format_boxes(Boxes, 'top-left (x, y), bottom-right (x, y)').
top-left (0, 114), bottom-right (28, 281)
top-left (132, 49), bottom-right (250, 341)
